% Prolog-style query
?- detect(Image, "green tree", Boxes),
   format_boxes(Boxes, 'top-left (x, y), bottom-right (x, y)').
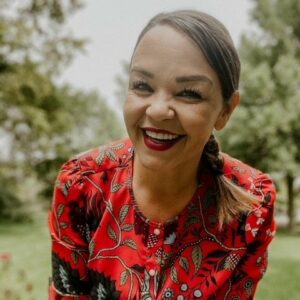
top-left (0, 0), bottom-right (124, 221)
top-left (0, 0), bottom-right (86, 75)
top-left (219, 0), bottom-right (300, 231)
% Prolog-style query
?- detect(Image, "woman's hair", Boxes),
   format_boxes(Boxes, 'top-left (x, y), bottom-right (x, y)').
top-left (133, 10), bottom-right (240, 100)
top-left (202, 135), bottom-right (259, 228)
top-left (133, 10), bottom-right (258, 228)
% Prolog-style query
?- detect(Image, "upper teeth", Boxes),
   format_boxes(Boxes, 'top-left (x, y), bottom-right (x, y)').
top-left (145, 130), bottom-right (179, 140)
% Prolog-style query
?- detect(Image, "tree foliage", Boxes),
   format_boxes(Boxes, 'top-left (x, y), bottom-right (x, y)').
top-left (0, 0), bottom-right (124, 221)
top-left (219, 0), bottom-right (300, 230)
top-left (0, 0), bottom-right (86, 75)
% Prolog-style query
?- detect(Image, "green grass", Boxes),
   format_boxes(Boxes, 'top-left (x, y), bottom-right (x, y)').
top-left (0, 223), bottom-right (299, 299)
top-left (255, 230), bottom-right (300, 300)
top-left (0, 221), bottom-right (51, 300)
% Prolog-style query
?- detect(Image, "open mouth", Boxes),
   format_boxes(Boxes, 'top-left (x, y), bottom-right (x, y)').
top-left (144, 130), bottom-right (181, 142)
top-left (142, 128), bottom-right (184, 151)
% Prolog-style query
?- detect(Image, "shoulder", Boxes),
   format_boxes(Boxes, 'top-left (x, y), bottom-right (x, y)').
top-left (222, 153), bottom-right (276, 207)
top-left (61, 138), bottom-right (132, 175)
top-left (222, 153), bottom-right (276, 244)
top-left (55, 138), bottom-right (133, 196)
top-left (74, 138), bottom-right (133, 173)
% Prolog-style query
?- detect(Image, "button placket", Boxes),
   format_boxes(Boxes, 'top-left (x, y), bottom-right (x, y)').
top-left (145, 223), bottom-right (165, 287)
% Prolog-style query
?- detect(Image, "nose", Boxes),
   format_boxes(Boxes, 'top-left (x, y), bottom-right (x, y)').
top-left (145, 95), bottom-right (175, 121)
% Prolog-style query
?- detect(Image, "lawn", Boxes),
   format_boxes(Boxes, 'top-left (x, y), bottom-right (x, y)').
top-left (0, 221), bottom-right (51, 300)
top-left (0, 222), bottom-right (299, 299)
top-left (255, 230), bottom-right (300, 300)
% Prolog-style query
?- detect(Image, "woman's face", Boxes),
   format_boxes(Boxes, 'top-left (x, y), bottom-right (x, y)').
top-left (123, 25), bottom-right (238, 172)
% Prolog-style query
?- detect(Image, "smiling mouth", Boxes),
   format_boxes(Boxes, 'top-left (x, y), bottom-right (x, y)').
top-left (144, 129), bottom-right (181, 141)
top-left (142, 128), bottom-right (184, 150)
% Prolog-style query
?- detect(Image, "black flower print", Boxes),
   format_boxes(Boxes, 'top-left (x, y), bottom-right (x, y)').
top-left (90, 270), bottom-right (121, 300)
top-left (52, 252), bottom-right (91, 295)
top-left (69, 200), bottom-right (87, 239)
top-left (164, 221), bottom-right (178, 245)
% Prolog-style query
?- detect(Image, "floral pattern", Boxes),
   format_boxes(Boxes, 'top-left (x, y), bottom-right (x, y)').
top-left (89, 270), bottom-right (121, 300)
top-left (49, 139), bottom-right (276, 299)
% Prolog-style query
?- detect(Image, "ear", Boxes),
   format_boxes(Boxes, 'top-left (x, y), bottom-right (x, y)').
top-left (214, 91), bottom-right (240, 131)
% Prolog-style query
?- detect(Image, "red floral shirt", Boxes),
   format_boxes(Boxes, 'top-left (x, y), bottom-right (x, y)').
top-left (49, 139), bottom-right (276, 300)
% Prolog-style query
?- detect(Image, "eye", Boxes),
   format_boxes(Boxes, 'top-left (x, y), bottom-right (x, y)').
top-left (130, 80), bottom-right (153, 93)
top-left (177, 88), bottom-right (203, 101)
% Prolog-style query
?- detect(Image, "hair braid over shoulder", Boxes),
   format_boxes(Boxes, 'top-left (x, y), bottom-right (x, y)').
top-left (202, 135), bottom-right (224, 176)
top-left (202, 135), bottom-right (259, 228)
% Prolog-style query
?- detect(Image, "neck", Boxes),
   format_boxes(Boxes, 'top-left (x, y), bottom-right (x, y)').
top-left (132, 154), bottom-right (201, 222)
top-left (132, 154), bottom-right (199, 203)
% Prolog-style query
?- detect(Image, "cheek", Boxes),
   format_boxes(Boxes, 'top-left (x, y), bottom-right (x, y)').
top-left (179, 112), bottom-right (219, 149)
top-left (123, 97), bottom-right (146, 127)
top-left (123, 101), bottom-right (134, 132)
top-left (183, 105), bottom-right (219, 132)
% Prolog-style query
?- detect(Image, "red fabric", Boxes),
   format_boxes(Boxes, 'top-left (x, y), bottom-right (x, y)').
top-left (49, 139), bottom-right (276, 300)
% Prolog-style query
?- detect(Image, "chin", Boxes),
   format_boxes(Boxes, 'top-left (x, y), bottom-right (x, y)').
top-left (135, 152), bottom-right (171, 172)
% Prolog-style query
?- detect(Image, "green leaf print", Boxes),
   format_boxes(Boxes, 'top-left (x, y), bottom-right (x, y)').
top-left (122, 239), bottom-right (137, 250)
top-left (120, 270), bottom-right (129, 285)
top-left (192, 246), bottom-right (202, 273)
top-left (179, 256), bottom-right (190, 273)
top-left (170, 266), bottom-right (179, 284)
top-left (107, 224), bottom-right (118, 243)
top-left (119, 205), bottom-right (130, 223)
top-left (56, 204), bottom-right (65, 218)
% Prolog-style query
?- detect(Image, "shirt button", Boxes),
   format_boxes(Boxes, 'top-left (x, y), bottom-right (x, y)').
top-left (194, 289), bottom-right (202, 298)
top-left (149, 269), bottom-right (156, 276)
top-left (180, 283), bottom-right (188, 292)
top-left (154, 228), bottom-right (160, 235)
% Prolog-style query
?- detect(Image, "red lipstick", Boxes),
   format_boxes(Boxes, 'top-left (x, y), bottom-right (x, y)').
top-left (142, 128), bottom-right (183, 151)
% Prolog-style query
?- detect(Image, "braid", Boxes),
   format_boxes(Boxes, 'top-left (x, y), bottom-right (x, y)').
top-left (202, 135), bottom-right (259, 229)
top-left (202, 135), bottom-right (224, 176)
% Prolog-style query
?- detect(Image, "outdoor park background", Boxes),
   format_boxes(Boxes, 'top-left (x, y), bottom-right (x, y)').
top-left (1, 0), bottom-right (300, 299)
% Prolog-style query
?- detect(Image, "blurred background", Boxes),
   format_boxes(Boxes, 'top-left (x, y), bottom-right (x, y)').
top-left (0, 0), bottom-right (299, 299)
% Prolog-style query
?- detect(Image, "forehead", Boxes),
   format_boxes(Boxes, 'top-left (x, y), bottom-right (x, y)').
top-left (131, 25), bottom-right (217, 80)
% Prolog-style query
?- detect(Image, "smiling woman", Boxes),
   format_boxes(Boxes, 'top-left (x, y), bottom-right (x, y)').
top-left (125, 24), bottom-right (230, 174)
top-left (49, 10), bottom-right (276, 300)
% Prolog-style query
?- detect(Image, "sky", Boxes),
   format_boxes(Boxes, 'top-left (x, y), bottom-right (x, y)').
top-left (60, 0), bottom-right (254, 111)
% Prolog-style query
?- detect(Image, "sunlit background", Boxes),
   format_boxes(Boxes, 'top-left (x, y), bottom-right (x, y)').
top-left (1, 0), bottom-right (299, 299)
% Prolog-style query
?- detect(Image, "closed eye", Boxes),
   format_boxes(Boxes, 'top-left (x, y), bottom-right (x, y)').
top-left (177, 88), bottom-right (203, 101)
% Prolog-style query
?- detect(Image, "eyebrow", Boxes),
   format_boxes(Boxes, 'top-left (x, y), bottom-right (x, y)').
top-left (176, 75), bottom-right (213, 85)
top-left (130, 67), bottom-right (212, 85)
top-left (130, 67), bottom-right (154, 78)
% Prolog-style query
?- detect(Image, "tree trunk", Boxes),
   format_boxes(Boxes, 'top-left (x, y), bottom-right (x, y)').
top-left (286, 172), bottom-right (296, 232)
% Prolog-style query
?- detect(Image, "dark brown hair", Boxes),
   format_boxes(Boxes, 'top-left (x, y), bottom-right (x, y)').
top-left (133, 10), bottom-right (240, 100)
top-left (132, 10), bottom-right (257, 227)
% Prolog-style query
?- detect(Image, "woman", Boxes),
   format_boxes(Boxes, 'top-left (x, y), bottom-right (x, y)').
top-left (49, 10), bottom-right (276, 300)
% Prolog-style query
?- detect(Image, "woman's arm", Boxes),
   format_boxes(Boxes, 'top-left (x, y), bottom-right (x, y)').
top-left (217, 173), bottom-right (276, 299)
top-left (49, 159), bottom-right (91, 299)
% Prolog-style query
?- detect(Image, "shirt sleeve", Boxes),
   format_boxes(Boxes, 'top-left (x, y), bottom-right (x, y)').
top-left (218, 172), bottom-right (276, 299)
top-left (48, 158), bottom-right (92, 299)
